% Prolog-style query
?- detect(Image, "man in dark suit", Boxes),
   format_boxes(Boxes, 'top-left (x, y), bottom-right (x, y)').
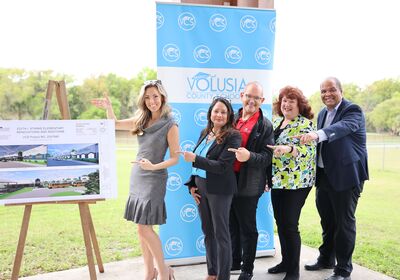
top-left (299, 77), bottom-right (369, 280)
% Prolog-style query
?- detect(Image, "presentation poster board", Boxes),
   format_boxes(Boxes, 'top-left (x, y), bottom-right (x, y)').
top-left (0, 120), bottom-right (117, 205)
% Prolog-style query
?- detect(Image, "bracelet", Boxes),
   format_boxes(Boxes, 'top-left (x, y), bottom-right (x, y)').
top-left (288, 146), bottom-right (294, 153)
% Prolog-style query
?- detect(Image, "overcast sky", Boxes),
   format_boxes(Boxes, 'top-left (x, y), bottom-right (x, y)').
top-left (1, 0), bottom-right (399, 96)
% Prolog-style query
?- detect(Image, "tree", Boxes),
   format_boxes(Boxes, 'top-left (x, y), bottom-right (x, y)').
top-left (0, 68), bottom-right (73, 120)
top-left (0, 67), bottom-right (158, 120)
top-left (307, 91), bottom-right (324, 121)
top-left (84, 170), bottom-right (100, 195)
top-left (360, 79), bottom-right (400, 113)
top-left (368, 95), bottom-right (400, 134)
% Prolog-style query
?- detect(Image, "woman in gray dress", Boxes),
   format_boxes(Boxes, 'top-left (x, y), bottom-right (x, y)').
top-left (92, 80), bottom-right (179, 280)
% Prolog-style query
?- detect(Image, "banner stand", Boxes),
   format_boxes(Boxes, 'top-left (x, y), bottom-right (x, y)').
top-left (157, 3), bottom-right (276, 263)
top-left (6, 81), bottom-right (104, 280)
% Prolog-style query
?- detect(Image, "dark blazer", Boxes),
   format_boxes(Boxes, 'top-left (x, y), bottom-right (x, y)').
top-left (317, 98), bottom-right (369, 191)
top-left (235, 109), bottom-right (274, 196)
top-left (184, 130), bottom-right (242, 195)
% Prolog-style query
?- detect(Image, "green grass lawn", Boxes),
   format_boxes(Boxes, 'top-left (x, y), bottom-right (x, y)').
top-left (0, 136), bottom-right (399, 279)
top-left (0, 187), bottom-right (34, 200)
top-left (49, 191), bottom-right (82, 197)
top-left (23, 159), bottom-right (47, 165)
top-left (300, 142), bottom-right (400, 279)
top-left (300, 169), bottom-right (400, 279)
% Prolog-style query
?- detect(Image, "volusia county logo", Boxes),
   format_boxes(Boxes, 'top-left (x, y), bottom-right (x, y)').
top-left (162, 44), bottom-right (180, 62)
top-left (180, 140), bottom-right (195, 152)
top-left (180, 204), bottom-right (198, 222)
top-left (269, 17), bottom-right (276, 33)
top-left (178, 12), bottom-right (196, 31)
top-left (171, 108), bottom-right (182, 125)
top-left (257, 230), bottom-right (271, 248)
top-left (209, 13), bottom-right (227, 32)
top-left (193, 45), bottom-right (211, 64)
top-left (156, 11), bottom-right (164, 29)
top-left (255, 47), bottom-right (272, 65)
top-left (186, 72), bottom-right (246, 99)
top-left (196, 235), bottom-right (206, 253)
top-left (194, 108), bottom-right (208, 127)
top-left (225, 46), bottom-right (242, 64)
top-left (167, 172), bottom-right (182, 192)
top-left (240, 15), bottom-right (257, 33)
top-left (165, 237), bottom-right (183, 256)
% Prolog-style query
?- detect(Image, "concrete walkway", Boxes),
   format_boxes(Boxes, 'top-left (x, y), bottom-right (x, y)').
top-left (20, 241), bottom-right (395, 280)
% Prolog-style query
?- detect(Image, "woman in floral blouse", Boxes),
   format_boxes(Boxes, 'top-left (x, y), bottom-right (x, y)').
top-left (266, 86), bottom-right (316, 280)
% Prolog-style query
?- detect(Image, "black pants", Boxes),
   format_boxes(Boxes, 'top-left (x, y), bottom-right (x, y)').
top-left (316, 167), bottom-right (362, 277)
top-left (229, 194), bottom-right (261, 273)
top-left (271, 187), bottom-right (311, 277)
top-left (195, 176), bottom-right (233, 280)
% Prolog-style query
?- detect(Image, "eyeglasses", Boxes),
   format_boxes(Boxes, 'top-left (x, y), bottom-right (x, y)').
top-left (143, 80), bottom-right (162, 86)
top-left (243, 93), bottom-right (263, 102)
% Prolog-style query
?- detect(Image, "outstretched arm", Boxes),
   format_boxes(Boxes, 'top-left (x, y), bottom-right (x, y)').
top-left (91, 92), bottom-right (136, 131)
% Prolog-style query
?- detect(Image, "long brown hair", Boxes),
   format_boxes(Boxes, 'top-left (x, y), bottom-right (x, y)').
top-left (131, 80), bottom-right (171, 135)
top-left (202, 97), bottom-right (236, 144)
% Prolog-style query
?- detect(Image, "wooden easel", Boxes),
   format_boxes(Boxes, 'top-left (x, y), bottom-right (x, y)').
top-left (42, 80), bottom-right (70, 120)
top-left (7, 80), bottom-right (104, 280)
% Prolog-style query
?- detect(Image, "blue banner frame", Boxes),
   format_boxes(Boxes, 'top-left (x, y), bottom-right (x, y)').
top-left (156, 3), bottom-right (276, 263)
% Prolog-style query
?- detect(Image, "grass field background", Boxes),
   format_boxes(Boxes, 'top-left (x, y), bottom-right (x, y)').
top-left (300, 142), bottom-right (400, 278)
top-left (0, 134), bottom-right (399, 279)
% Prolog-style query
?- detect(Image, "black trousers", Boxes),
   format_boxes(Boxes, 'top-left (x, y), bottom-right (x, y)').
top-left (271, 187), bottom-right (311, 277)
top-left (316, 167), bottom-right (362, 277)
top-left (229, 194), bottom-right (261, 273)
top-left (195, 176), bottom-right (233, 280)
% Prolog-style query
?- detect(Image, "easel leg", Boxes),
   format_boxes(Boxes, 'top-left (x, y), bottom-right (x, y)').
top-left (79, 203), bottom-right (97, 280)
top-left (11, 205), bottom-right (32, 280)
top-left (86, 204), bottom-right (104, 273)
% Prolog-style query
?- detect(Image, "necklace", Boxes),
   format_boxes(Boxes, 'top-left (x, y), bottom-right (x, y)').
top-left (206, 131), bottom-right (216, 143)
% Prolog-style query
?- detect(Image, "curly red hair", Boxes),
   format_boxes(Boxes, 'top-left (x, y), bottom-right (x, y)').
top-left (273, 86), bottom-right (314, 120)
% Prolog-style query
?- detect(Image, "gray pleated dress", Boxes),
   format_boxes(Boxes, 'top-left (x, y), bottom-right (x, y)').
top-left (124, 116), bottom-right (175, 225)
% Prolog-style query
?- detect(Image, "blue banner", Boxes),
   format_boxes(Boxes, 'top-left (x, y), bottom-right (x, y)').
top-left (157, 3), bottom-right (276, 263)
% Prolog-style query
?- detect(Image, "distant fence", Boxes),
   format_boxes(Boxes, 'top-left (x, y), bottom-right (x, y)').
top-left (367, 133), bottom-right (400, 172)
top-left (115, 131), bottom-right (137, 148)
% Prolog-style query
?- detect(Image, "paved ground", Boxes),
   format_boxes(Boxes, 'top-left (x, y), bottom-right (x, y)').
top-left (20, 241), bottom-right (395, 280)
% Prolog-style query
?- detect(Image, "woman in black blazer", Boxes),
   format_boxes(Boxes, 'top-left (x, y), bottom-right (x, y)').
top-left (181, 97), bottom-right (241, 280)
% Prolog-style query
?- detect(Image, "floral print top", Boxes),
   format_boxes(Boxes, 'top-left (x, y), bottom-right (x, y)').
top-left (271, 115), bottom-right (316, 190)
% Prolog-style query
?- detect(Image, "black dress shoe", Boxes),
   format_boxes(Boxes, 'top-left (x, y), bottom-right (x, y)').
top-left (324, 273), bottom-right (351, 280)
top-left (238, 271), bottom-right (253, 280)
top-left (304, 261), bottom-right (335, 271)
top-left (267, 262), bottom-right (287, 274)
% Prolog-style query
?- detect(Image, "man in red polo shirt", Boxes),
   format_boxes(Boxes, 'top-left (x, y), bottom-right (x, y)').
top-left (229, 81), bottom-right (274, 280)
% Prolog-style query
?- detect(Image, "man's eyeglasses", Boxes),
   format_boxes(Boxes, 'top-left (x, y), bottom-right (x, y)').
top-left (243, 93), bottom-right (263, 102)
top-left (144, 80), bottom-right (162, 86)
